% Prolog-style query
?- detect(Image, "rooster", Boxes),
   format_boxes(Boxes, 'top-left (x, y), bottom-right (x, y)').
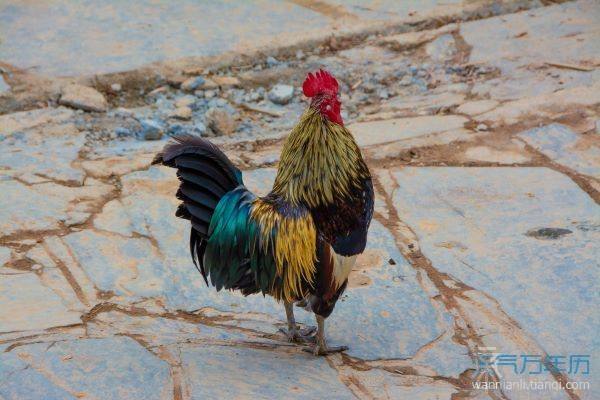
top-left (153, 69), bottom-right (373, 355)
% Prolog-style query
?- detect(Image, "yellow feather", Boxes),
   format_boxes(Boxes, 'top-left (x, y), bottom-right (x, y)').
top-left (250, 200), bottom-right (317, 302)
top-left (272, 108), bottom-right (369, 208)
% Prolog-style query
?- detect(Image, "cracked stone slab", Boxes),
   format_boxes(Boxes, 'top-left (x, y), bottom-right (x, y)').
top-left (79, 166), bottom-right (469, 367)
top-left (335, 365), bottom-right (459, 399)
top-left (181, 345), bottom-right (354, 399)
top-left (0, 130), bottom-right (85, 184)
top-left (0, 107), bottom-right (75, 136)
top-left (463, 0), bottom-right (600, 101)
top-left (389, 167), bottom-right (600, 388)
top-left (0, 273), bottom-right (81, 333)
top-left (349, 115), bottom-right (467, 147)
top-left (0, 0), bottom-right (537, 77)
top-left (0, 178), bottom-right (112, 237)
top-left (0, 337), bottom-right (172, 400)
top-left (519, 123), bottom-right (600, 178)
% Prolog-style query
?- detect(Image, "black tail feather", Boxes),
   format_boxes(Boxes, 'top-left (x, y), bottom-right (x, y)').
top-left (154, 135), bottom-right (243, 285)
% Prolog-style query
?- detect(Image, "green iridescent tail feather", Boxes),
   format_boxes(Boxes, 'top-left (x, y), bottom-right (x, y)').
top-left (203, 187), bottom-right (279, 295)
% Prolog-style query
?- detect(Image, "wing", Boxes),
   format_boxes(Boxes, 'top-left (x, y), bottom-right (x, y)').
top-left (331, 178), bottom-right (374, 256)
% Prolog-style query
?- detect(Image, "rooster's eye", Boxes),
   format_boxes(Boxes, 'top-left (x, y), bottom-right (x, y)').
top-left (325, 105), bottom-right (332, 111)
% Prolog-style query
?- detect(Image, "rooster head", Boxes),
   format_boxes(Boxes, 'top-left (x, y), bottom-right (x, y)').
top-left (302, 69), bottom-right (343, 126)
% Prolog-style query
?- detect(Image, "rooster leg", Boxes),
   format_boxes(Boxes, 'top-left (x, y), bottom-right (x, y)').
top-left (279, 301), bottom-right (316, 343)
top-left (313, 315), bottom-right (349, 356)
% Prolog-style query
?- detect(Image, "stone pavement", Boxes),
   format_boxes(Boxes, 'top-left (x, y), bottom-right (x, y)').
top-left (1, 1), bottom-right (599, 399)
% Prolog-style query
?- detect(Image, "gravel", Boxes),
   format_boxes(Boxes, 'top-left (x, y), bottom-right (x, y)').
top-left (139, 119), bottom-right (164, 140)
top-left (181, 76), bottom-right (206, 92)
top-left (268, 84), bottom-right (294, 105)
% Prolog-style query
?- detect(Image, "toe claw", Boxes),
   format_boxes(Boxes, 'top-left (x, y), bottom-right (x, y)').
top-left (313, 344), bottom-right (349, 356)
top-left (279, 327), bottom-right (317, 344)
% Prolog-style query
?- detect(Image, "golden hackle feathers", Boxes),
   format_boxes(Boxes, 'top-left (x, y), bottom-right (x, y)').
top-left (272, 108), bottom-right (369, 208)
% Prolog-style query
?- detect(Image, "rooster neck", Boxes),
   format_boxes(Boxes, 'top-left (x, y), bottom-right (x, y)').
top-left (270, 108), bottom-right (369, 209)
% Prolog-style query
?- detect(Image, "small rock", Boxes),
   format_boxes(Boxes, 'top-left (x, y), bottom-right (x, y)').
top-left (168, 123), bottom-right (187, 136)
top-left (378, 89), bottom-right (389, 100)
top-left (204, 90), bottom-right (216, 99)
top-left (110, 83), bottom-right (122, 92)
top-left (113, 107), bottom-right (135, 118)
top-left (139, 119), bottom-right (164, 140)
top-left (166, 75), bottom-right (186, 88)
top-left (181, 76), bottom-right (206, 92)
top-left (147, 86), bottom-right (168, 98)
top-left (296, 50), bottom-right (305, 60)
top-left (268, 84), bottom-right (294, 105)
top-left (399, 75), bottom-right (413, 86)
top-left (200, 78), bottom-right (219, 90)
top-left (115, 127), bottom-right (132, 137)
top-left (59, 84), bottom-right (108, 112)
top-left (266, 56), bottom-right (280, 67)
top-left (175, 95), bottom-right (196, 109)
top-left (425, 34), bottom-right (457, 61)
top-left (194, 122), bottom-right (207, 135)
top-left (476, 123), bottom-right (489, 131)
top-left (525, 227), bottom-right (572, 240)
top-left (205, 108), bottom-right (237, 136)
top-left (0, 75), bottom-right (10, 94)
top-left (212, 76), bottom-right (240, 88)
top-left (595, 120), bottom-right (600, 135)
top-left (170, 106), bottom-right (192, 120)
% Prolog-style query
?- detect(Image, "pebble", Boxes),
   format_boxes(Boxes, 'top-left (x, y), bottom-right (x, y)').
top-left (115, 127), bottom-right (132, 137)
top-left (268, 84), bottom-right (294, 105)
top-left (139, 119), bottom-right (164, 140)
top-left (296, 50), bottom-right (305, 60)
top-left (266, 56), bottom-right (280, 67)
top-left (204, 90), bottom-right (216, 99)
top-left (212, 76), bottom-right (240, 88)
top-left (595, 120), bottom-right (600, 135)
top-left (205, 108), bottom-right (237, 136)
top-left (59, 84), bottom-right (108, 112)
top-left (148, 86), bottom-right (168, 98)
top-left (167, 123), bottom-right (187, 136)
top-left (378, 89), bottom-right (390, 100)
top-left (194, 122), bottom-right (207, 135)
top-left (200, 78), bottom-right (219, 90)
top-left (170, 106), bottom-right (192, 120)
top-left (476, 123), bottom-right (489, 131)
top-left (399, 75), bottom-right (413, 86)
top-left (175, 95), bottom-right (197, 109)
top-left (113, 107), bottom-right (135, 118)
top-left (110, 83), bottom-right (122, 92)
top-left (181, 76), bottom-right (206, 92)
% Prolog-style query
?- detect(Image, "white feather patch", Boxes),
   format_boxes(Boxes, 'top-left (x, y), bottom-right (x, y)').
top-left (330, 246), bottom-right (357, 288)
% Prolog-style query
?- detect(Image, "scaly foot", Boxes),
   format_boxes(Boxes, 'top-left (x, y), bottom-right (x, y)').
top-left (279, 326), bottom-right (317, 343)
top-left (303, 344), bottom-right (349, 356)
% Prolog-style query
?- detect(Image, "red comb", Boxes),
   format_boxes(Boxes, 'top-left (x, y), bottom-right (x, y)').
top-left (302, 69), bottom-right (339, 98)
